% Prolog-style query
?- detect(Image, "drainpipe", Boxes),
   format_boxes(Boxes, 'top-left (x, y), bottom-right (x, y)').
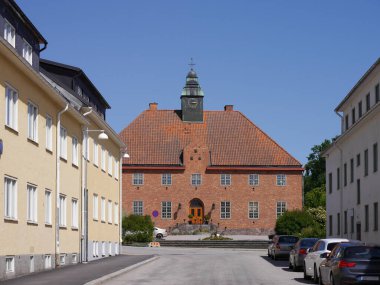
top-left (335, 111), bottom-right (344, 238)
top-left (119, 152), bottom-right (123, 254)
top-left (56, 103), bottom-right (69, 267)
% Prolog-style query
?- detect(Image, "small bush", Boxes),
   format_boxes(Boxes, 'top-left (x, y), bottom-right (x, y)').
top-left (122, 214), bottom-right (154, 244)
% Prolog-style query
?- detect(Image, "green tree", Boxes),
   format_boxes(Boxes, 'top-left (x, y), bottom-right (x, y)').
top-left (304, 185), bottom-right (326, 208)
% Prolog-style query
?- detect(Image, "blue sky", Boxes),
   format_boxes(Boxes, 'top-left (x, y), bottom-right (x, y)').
top-left (18, 0), bottom-right (380, 164)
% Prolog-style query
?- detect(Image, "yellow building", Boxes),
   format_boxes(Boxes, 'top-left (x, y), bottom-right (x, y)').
top-left (0, 0), bottom-right (125, 280)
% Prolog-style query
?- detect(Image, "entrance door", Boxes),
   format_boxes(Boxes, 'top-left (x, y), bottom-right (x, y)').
top-left (356, 223), bottom-right (361, 241)
top-left (189, 198), bottom-right (204, 225)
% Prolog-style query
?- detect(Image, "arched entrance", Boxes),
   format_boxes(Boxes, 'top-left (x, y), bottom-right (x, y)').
top-left (189, 198), bottom-right (204, 225)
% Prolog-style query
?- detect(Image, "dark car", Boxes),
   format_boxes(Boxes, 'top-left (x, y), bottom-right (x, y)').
top-left (319, 243), bottom-right (380, 285)
top-left (268, 235), bottom-right (299, 260)
top-left (289, 238), bottom-right (319, 271)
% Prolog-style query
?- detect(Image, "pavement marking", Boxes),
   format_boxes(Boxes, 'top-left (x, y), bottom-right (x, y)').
top-left (84, 255), bottom-right (159, 285)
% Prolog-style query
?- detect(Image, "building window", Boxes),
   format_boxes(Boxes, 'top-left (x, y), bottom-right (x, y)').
top-left (59, 195), bottom-right (66, 227)
top-left (83, 133), bottom-right (90, 161)
top-left (350, 215), bottom-right (354, 234)
top-left (4, 176), bottom-right (17, 219)
top-left (30, 256), bottom-right (34, 273)
top-left (46, 115), bottom-right (53, 151)
top-left (162, 173), bottom-right (172, 185)
top-left (93, 241), bottom-right (97, 257)
top-left (248, 201), bottom-right (259, 219)
top-left (345, 115), bottom-right (349, 130)
top-left (161, 201), bottom-right (172, 219)
top-left (364, 149), bottom-right (369, 176)
top-left (276, 174), bottom-right (286, 186)
top-left (344, 210), bottom-right (347, 234)
top-left (72, 199), bottom-right (78, 228)
top-left (44, 255), bottom-right (51, 269)
top-left (27, 184), bottom-right (37, 223)
top-left (108, 200), bottom-right (112, 224)
top-left (114, 159), bottom-right (119, 180)
top-left (276, 201), bottom-right (286, 218)
top-left (358, 101), bottom-right (363, 118)
top-left (101, 197), bottom-right (106, 222)
top-left (351, 108), bottom-right (356, 125)
top-left (45, 190), bottom-right (52, 224)
top-left (72, 254), bottom-right (77, 264)
top-left (72, 137), bottom-right (78, 166)
top-left (4, 19), bottom-right (15, 47)
top-left (108, 153), bottom-right (113, 176)
top-left (221, 201), bottom-right (231, 219)
top-left (328, 172), bottom-right (332, 194)
top-left (364, 205), bottom-right (369, 232)
top-left (357, 153), bottom-right (361, 167)
top-left (115, 242), bottom-right (119, 255)
top-left (5, 85), bottom-right (18, 130)
top-left (350, 158), bottom-right (354, 183)
top-left (329, 215), bottom-right (333, 236)
top-left (249, 174), bottom-right (259, 186)
top-left (27, 101), bottom-right (38, 142)
top-left (22, 39), bottom-right (33, 65)
top-left (109, 242), bottom-right (112, 256)
top-left (93, 141), bottom-right (99, 166)
top-left (373, 143), bottom-right (378, 173)
top-left (220, 174), bottom-right (231, 186)
top-left (357, 179), bottom-right (361, 205)
top-left (6, 257), bottom-right (15, 273)
top-left (337, 213), bottom-right (340, 235)
top-left (59, 254), bottom-right (65, 265)
top-left (101, 146), bottom-right (106, 171)
top-left (366, 93), bottom-right (371, 111)
top-left (102, 242), bottom-right (106, 256)
top-left (133, 201), bottom-right (143, 216)
top-left (93, 194), bottom-right (98, 220)
top-left (59, 126), bottom-right (67, 160)
top-left (374, 202), bottom-right (378, 231)
top-left (132, 173), bottom-right (144, 185)
top-left (376, 84), bottom-right (380, 103)
top-left (114, 203), bottom-right (119, 225)
top-left (344, 163), bottom-right (347, 186)
top-left (191, 173), bottom-right (201, 186)
top-left (337, 168), bottom-right (340, 190)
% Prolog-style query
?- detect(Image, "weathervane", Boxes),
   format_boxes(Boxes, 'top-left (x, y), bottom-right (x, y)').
top-left (189, 57), bottom-right (195, 70)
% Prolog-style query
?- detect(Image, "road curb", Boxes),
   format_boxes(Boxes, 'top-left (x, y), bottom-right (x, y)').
top-left (84, 256), bottom-right (159, 285)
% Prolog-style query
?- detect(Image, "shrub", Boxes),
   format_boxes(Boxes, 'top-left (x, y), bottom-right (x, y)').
top-left (122, 214), bottom-right (154, 244)
top-left (275, 209), bottom-right (317, 236)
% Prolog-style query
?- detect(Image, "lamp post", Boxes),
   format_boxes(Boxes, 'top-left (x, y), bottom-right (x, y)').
top-left (81, 128), bottom-right (108, 263)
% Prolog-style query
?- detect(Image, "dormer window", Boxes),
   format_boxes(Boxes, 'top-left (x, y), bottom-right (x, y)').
top-left (22, 39), bottom-right (33, 65)
top-left (4, 19), bottom-right (15, 47)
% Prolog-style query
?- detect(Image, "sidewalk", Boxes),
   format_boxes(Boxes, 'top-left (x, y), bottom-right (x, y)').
top-left (2, 254), bottom-right (154, 285)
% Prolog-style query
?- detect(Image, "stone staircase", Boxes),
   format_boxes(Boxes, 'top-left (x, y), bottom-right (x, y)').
top-left (158, 239), bottom-right (269, 249)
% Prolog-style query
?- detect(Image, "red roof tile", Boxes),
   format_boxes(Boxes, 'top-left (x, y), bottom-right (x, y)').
top-left (119, 110), bottom-right (301, 167)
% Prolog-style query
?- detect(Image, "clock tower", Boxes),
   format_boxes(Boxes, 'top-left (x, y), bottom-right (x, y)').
top-left (181, 68), bottom-right (204, 122)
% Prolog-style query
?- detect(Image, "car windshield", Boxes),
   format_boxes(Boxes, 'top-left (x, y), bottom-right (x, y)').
top-left (300, 239), bottom-right (318, 247)
top-left (344, 246), bottom-right (380, 259)
top-left (279, 236), bottom-right (298, 243)
top-left (327, 242), bottom-right (339, 251)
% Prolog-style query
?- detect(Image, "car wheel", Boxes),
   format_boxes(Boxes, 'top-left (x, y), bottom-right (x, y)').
top-left (267, 250), bottom-right (270, 257)
top-left (273, 253), bottom-right (276, 260)
top-left (313, 265), bottom-right (319, 283)
top-left (156, 233), bottom-right (163, 239)
top-left (319, 269), bottom-right (323, 285)
top-left (293, 259), bottom-right (298, 272)
top-left (330, 273), bottom-right (335, 285)
top-left (304, 263), bottom-right (310, 280)
top-left (288, 258), bottom-right (293, 269)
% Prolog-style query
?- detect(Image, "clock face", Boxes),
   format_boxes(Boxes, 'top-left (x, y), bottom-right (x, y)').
top-left (188, 98), bottom-right (198, 109)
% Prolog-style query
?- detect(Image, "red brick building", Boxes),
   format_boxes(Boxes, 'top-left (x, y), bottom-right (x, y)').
top-left (119, 69), bottom-right (303, 234)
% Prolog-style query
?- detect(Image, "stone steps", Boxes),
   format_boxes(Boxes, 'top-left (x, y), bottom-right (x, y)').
top-left (157, 240), bottom-right (269, 249)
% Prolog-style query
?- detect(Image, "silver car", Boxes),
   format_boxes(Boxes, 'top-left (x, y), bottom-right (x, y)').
top-left (268, 235), bottom-right (299, 260)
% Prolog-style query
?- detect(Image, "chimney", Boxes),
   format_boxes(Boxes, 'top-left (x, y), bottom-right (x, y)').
top-left (149, 102), bottom-right (158, 110)
top-left (224, 105), bottom-right (234, 111)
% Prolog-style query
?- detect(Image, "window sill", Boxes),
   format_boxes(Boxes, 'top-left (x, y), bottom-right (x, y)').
top-left (59, 226), bottom-right (67, 229)
top-left (71, 227), bottom-right (78, 231)
top-left (46, 148), bottom-right (53, 154)
top-left (93, 218), bottom-right (98, 222)
top-left (93, 164), bottom-right (99, 168)
top-left (101, 220), bottom-right (106, 223)
top-left (27, 138), bottom-right (39, 146)
top-left (60, 157), bottom-right (68, 163)
top-left (72, 163), bottom-right (79, 169)
top-left (108, 174), bottom-right (112, 177)
top-left (5, 125), bottom-right (19, 135)
top-left (45, 223), bottom-right (52, 227)
top-left (27, 221), bottom-right (38, 226)
top-left (108, 222), bottom-right (113, 225)
top-left (4, 217), bottom-right (18, 223)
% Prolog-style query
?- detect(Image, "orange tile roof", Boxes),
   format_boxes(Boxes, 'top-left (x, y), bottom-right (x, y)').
top-left (119, 110), bottom-right (301, 167)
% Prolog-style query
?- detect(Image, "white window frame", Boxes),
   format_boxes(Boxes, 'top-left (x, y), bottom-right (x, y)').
top-left (59, 126), bottom-right (67, 160)
top-left (92, 241), bottom-right (96, 257)
top-left (101, 146), bottom-right (106, 171)
top-left (114, 203), bottom-right (119, 225)
top-left (72, 136), bottom-right (78, 166)
top-left (5, 257), bottom-right (15, 273)
top-left (108, 200), bottom-right (112, 224)
top-left (59, 194), bottom-right (67, 227)
top-left (4, 176), bottom-right (17, 220)
top-left (72, 254), bottom-right (77, 264)
top-left (115, 242), bottom-right (119, 255)
top-left (108, 153), bottom-right (113, 176)
top-left (276, 174), bottom-right (287, 186)
top-left (72, 198), bottom-right (78, 228)
top-left (161, 173), bottom-right (172, 185)
top-left (30, 256), bottom-right (34, 273)
top-left (249, 174), bottom-right (259, 186)
top-left (133, 200), bottom-right (143, 216)
top-left (93, 194), bottom-right (99, 220)
top-left (132, 173), bottom-right (144, 185)
top-left (59, 254), bottom-right (65, 265)
top-left (248, 201), bottom-right (259, 219)
top-left (221, 201), bottom-right (231, 219)
top-left (5, 84), bottom-right (18, 131)
top-left (276, 201), bottom-right (287, 218)
top-left (27, 101), bottom-right (38, 142)
top-left (4, 19), bottom-right (15, 47)
top-left (114, 158), bottom-right (119, 180)
top-left (45, 189), bottom-right (52, 225)
top-left (191, 173), bottom-right (201, 186)
top-left (27, 184), bottom-right (37, 223)
top-left (161, 201), bottom-right (172, 219)
top-left (109, 242), bottom-right (112, 256)
top-left (220, 174), bottom-right (231, 186)
top-left (44, 255), bottom-right (51, 269)
top-left (22, 39), bottom-right (33, 65)
top-left (96, 241), bottom-right (99, 257)
top-left (102, 242), bottom-right (105, 256)
top-left (101, 197), bottom-right (106, 222)
top-left (46, 115), bottom-right (53, 151)
top-left (93, 141), bottom-right (99, 167)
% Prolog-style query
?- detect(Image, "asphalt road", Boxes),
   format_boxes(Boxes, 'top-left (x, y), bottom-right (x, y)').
top-left (105, 246), bottom-right (315, 285)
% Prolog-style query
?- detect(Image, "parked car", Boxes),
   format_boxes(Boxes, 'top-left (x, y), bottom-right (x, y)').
top-left (268, 235), bottom-right (299, 260)
top-left (303, 238), bottom-right (351, 283)
top-left (319, 243), bottom-right (380, 285)
top-left (153, 227), bottom-right (167, 239)
top-left (289, 238), bottom-right (319, 271)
